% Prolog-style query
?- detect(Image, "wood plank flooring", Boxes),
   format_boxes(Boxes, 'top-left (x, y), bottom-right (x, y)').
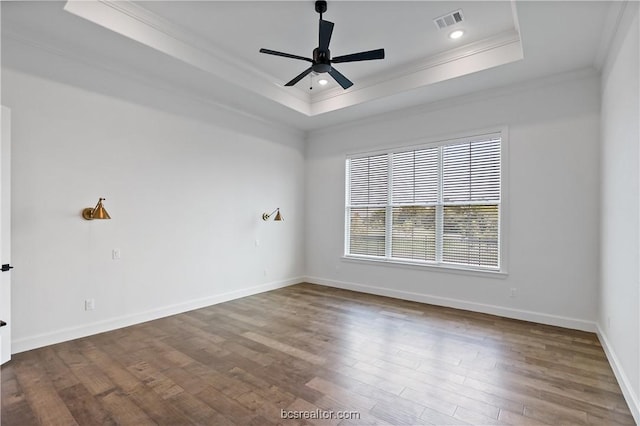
top-left (1, 283), bottom-right (635, 425)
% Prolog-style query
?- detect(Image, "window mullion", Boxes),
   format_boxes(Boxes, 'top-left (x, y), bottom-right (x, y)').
top-left (344, 161), bottom-right (351, 255)
top-left (436, 146), bottom-right (444, 263)
top-left (385, 152), bottom-right (393, 259)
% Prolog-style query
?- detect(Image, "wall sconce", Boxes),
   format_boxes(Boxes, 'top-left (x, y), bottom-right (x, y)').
top-left (82, 198), bottom-right (111, 220)
top-left (262, 208), bottom-right (283, 221)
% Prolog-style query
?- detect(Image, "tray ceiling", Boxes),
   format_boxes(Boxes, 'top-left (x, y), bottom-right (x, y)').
top-left (63, 0), bottom-right (523, 116)
top-left (1, 1), bottom-right (616, 131)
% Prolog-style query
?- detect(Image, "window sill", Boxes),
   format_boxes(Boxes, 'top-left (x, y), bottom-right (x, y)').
top-left (341, 255), bottom-right (508, 279)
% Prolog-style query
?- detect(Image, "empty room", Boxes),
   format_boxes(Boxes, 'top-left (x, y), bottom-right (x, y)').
top-left (0, 0), bottom-right (638, 425)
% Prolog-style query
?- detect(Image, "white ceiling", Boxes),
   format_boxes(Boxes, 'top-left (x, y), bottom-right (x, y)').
top-left (136, 1), bottom-right (517, 88)
top-left (1, 1), bottom-right (616, 132)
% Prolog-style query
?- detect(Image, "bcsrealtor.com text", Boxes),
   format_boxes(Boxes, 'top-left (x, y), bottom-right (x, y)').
top-left (280, 409), bottom-right (361, 420)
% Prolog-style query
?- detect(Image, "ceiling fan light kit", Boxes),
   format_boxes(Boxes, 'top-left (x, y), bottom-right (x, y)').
top-left (259, 0), bottom-right (385, 90)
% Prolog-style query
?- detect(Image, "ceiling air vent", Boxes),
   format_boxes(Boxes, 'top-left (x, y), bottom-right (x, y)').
top-left (434, 9), bottom-right (464, 30)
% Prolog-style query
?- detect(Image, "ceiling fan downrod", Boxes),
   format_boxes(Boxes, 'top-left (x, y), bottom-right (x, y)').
top-left (315, 0), bottom-right (327, 19)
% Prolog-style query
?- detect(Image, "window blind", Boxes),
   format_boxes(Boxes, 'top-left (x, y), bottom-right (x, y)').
top-left (442, 138), bottom-right (501, 267)
top-left (347, 155), bottom-right (388, 257)
top-left (391, 148), bottom-right (438, 261)
top-left (392, 148), bottom-right (438, 204)
top-left (349, 155), bottom-right (388, 205)
top-left (443, 139), bottom-right (501, 202)
top-left (346, 135), bottom-right (502, 270)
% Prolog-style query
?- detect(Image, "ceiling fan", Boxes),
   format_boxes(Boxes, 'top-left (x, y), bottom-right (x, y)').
top-left (259, 0), bottom-right (385, 90)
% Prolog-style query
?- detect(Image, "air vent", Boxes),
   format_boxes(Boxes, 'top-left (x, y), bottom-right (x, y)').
top-left (434, 9), bottom-right (464, 30)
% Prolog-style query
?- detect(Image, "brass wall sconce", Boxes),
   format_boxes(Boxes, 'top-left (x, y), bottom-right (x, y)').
top-left (82, 198), bottom-right (111, 220)
top-left (262, 208), bottom-right (283, 221)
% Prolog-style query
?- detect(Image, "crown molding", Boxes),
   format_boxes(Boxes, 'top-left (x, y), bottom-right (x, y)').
top-left (595, 1), bottom-right (639, 73)
top-left (2, 30), bottom-right (306, 139)
top-left (594, 1), bottom-right (628, 71)
top-left (64, 0), bottom-right (312, 115)
top-left (308, 67), bottom-right (598, 139)
top-left (311, 29), bottom-right (522, 104)
top-left (310, 35), bottom-right (522, 116)
top-left (63, 0), bottom-right (524, 118)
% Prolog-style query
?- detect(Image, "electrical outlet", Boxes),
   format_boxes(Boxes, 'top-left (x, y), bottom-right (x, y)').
top-left (85, 299), bottom-right (95, 311)
top-left (112, 248), bottom-right (121, 260)
top-left (509, 288), bottom-right (517, 298)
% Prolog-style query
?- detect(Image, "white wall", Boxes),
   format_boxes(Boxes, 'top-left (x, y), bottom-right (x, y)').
top-left (599, 3), bottom-right (640, 421)
top-left (1, 6), bottom-right (637, 420)
top-left (3, 67), bottom-right (306, 352)
top-left (305, 70), bottom-right (601, 331)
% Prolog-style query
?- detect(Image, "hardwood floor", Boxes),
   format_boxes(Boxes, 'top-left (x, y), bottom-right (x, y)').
top-left (1, 283), bottom-right (635, 425)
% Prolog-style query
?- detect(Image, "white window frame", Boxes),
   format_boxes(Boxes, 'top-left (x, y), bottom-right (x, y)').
top-left (344, 128), bottom-right (509, 276)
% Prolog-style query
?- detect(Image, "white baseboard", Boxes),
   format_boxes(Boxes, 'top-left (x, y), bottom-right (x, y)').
top-left (303, 276), bottom-right (597, 332)
top-left (12, 277), bottom-right (301, 354)
top-left (596, 324), bottom-right (640, 424)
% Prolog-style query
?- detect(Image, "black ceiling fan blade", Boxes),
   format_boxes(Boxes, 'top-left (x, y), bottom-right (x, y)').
top-left (319, 19), bottom-right (334, 51)
top-left (284, 67), bottom-right (314, 86)
top-left (259, 48), bottom-right (312, 63)
top-left (328, 67), bottom-right (353, 89)
top-left (332, 48), bottom-right (385, 63)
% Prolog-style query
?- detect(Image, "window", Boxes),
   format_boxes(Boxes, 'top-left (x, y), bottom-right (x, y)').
top-left (346, 133), bottom-right (502, 271)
